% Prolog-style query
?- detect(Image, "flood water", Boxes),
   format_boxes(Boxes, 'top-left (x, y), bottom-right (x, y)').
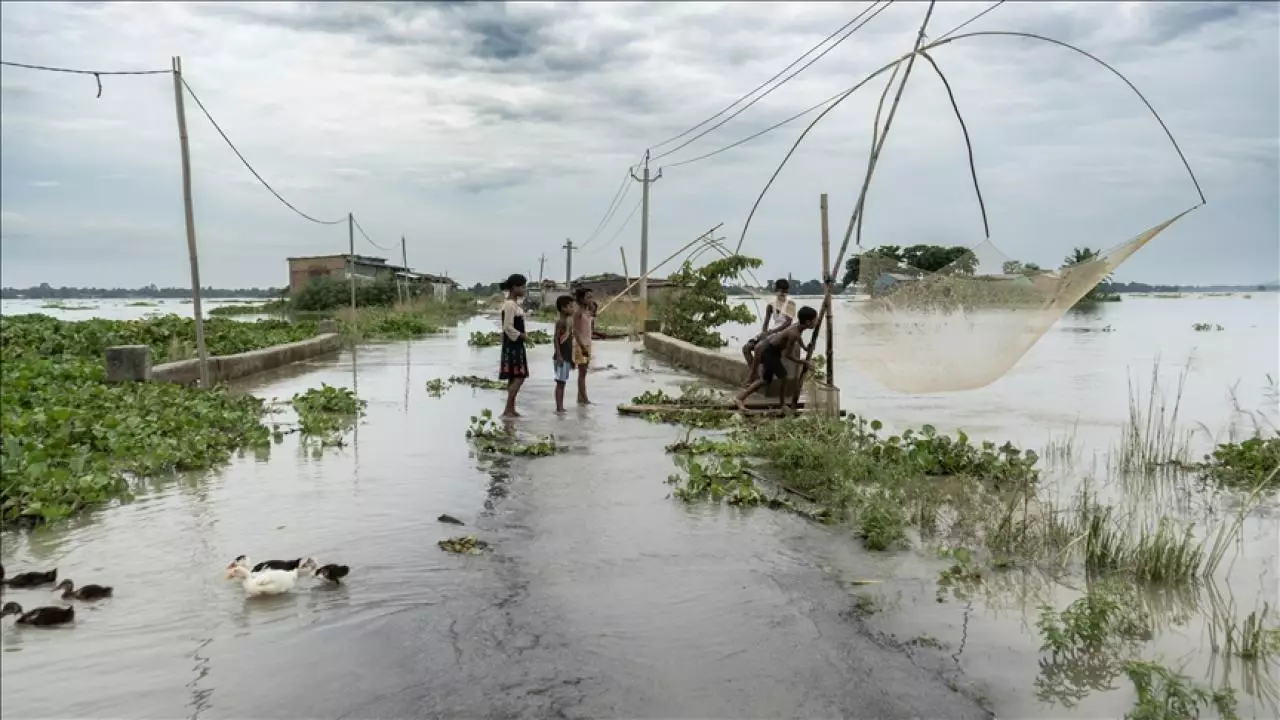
top-left (2, 293), bottom-right (1277, 718)
top-left (0, 315), bottom-right (986, 719)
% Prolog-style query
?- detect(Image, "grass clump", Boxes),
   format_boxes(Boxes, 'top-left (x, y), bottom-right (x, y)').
top-left (1121, 661), bottom-right (1238, 720)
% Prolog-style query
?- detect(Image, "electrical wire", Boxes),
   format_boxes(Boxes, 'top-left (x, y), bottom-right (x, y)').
top-left (648, 1), bottom-right (885, 152)
top-left (0, 60), bottom-right (170, 75)
top-left (651, 0), bottom-right (893, 163)
top-left (659, 0), bottom-right (1006, 171)
top-left (180, 77), bottom-right (346, 226)
top-left (581, 198), bottom-right (641, 255)
top-left (577, 164), bottom-right (636, 250)
top-left (351, 215), bottom-right (394, 253)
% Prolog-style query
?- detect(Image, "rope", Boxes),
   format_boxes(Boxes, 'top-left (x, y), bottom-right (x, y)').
top-left (180, 76), bottom-right (346, 226)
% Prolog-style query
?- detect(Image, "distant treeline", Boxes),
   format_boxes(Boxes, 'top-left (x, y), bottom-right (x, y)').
top-left (1103, 281), bottom-right (1276, 293)
top-left (2, 284), bottom-right (287, 300)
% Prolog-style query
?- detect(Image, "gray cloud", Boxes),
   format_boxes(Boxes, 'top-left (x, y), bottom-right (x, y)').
top-left (0, 1), bottom-right (1275, 289)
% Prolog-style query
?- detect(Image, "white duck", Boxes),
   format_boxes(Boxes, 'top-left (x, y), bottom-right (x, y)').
top-left (225, 559), bottom-right (317, 597)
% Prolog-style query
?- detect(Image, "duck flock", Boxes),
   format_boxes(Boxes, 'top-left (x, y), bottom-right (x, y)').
top-left (0, 555), bottom-right (350, 628)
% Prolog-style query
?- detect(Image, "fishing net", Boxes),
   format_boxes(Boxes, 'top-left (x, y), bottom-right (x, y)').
top-left (845, 210), bottom-right (1192, 393)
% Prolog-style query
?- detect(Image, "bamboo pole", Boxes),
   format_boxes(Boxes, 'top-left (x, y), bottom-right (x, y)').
top-left (594, 223), bottom-right (724, 318)
top-left (620, 247), bottom-right (635, 341)
top-left (170, 56), bottom-right (210, 388)
top-left (821, 194), bottom-right (834, 384)
top-left (793, 193), bottom-right (834, 406)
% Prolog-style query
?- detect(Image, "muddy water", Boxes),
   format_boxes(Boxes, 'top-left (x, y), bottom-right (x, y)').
top-left (0, 317), bottom-right (987, 719)
top-left (0, 297), bottom-right (264, 321)
top-left (725, 292), bottom-right (1280, 718)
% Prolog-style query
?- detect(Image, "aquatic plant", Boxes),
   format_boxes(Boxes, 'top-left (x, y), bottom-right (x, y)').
top-left (0, 357), bottom-right (270, 524)
top-left (1209, 603), bottom-right (1280, 661)
top-left (1032, 588), bottom-right (1156, 708)
top-left (1191, 322), bottom-right (1225, 332)
top-left (664, 434), bottom-right (750, 457)
top-left (289, 384), bottom-right (366, 447)
top-left (467, 329), bottom-right (552, 347)
top-left (425, 378), bottom-right (449, 397)
top-left (1201, 435), bottom-right (1280, 492)
top-left (665, 455), bottom-right (769, 506)
top-left (208, 300), bottom-right (288, 317)
top-left (464, 410), bottom-right (559, 457)
top-left (449, 375), bottom-right (507, 391)
top-left (1121, 660), bottom-right (1238, 720)
top-left (438, 535), bottom-right (490, 555)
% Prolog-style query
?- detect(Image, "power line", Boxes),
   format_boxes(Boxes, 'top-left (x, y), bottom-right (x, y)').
top-left (581, 198), bottom-right (641, 255)
top-left (180, 76), bottom-right (346, 226)
top-left (661, 0), bottom-right (1006, 171)
top-left (651, 0), bottom-right (894, 163)
top-left (648, 1), bottom-right (885, 152)
top-left (351, 215), bottom-right (394, 253)
top-left (577, 165), bottom-right (635, 250)
top-left (0, 60), bottom-right (170, 75)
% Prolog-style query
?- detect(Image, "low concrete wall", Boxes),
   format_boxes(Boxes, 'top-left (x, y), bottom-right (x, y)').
top-left (642, 332), bottom-right (802, 398)
top-left (149, 333), bottom-right (343, 386)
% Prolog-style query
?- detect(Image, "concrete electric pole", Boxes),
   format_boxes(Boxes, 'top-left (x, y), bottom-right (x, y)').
top-left (562, 239), bottom-right (576, 286)
top-left (630, 150), bottom-right (662, 319)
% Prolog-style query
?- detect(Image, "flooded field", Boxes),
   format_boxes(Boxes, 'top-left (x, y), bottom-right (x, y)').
top-left (2, 293), bottom-right (1276, 718)
top-left (0, 297), bottom-right (269, 322)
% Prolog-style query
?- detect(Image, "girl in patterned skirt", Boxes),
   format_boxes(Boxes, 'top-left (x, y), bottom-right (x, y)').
top-left (498, 274), bottom-right (529, 417)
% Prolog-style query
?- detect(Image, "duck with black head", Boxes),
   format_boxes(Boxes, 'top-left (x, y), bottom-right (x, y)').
top-left (55, 579), bottom-right (114, 601)
top-left (230, 555), bottom-right (307, 573)
top-left (313, 564), bottom-right (350, 583)
top-left (1, 601), bottom-right (75, 626)
top-left (1, 564), bottom-right (58, 589)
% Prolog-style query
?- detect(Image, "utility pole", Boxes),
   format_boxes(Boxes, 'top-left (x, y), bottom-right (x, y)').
top-left (170, 56), bottom-right (210, 388)
top-left (562, 238), bottom-right (576, 286)
top-left (400, 235), bottom-right (408, 304)
top-left (537, 253), bottom-right (546, 285)
top-left (629, 150), bottom-right (662, 318)
top-left (348, 213), bottom-right (356, 318)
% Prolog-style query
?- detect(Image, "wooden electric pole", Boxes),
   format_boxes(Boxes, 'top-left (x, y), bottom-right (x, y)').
top-left (170, 56), bottom-right (210, 388)
top-left (630, 150), bottom-right (662, 319)
top-left (348, 213), bottom-right (356, 317)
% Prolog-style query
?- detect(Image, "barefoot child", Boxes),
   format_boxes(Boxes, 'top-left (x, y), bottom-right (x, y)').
top-left (743, 279), bottom-right (796, 382)
top-left (552, 295), bottom-right (576, 413)
top-left (572, 287), bottom-right (595, 405)
top-left (498, 274), bottom-right (529, 418)
top-left (735, 305), bottom-right (818, 414)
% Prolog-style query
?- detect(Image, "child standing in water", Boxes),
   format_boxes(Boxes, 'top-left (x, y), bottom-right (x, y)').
top-left (572, 286), bottom-right (595, 405)
top-left (552, 295), bottom-right (576, 414)
top-left (498, 274), bottom-right (529, 418)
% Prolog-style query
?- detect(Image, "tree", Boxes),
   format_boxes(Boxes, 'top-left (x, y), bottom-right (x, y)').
top-left (841, 244), bottom-right (974, 286)
top-left (1061, 246), bottom-right (1116, 303)
top-left (658, 255), bottom-right (763, 348)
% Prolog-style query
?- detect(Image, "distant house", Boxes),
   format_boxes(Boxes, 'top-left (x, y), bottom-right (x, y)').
top-left (287, 254), bottom-right (457, 297)
top-left (872, 272), bottom-right (919, 296)
top-left (572, 273), bottom-right (670, 301)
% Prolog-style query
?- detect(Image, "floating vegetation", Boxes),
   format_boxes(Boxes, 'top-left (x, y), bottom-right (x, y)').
top-left (1200, 435), bottom-right (1280, 492)
top-left (208, 300), bottom-right (287, 317)
top-left (664, 434), bottom-right (750, 457)
top-left (642, 408), bottom-right (738, 429)
top-left (1121, 660), bottom-right (1238, 720)
top-left (449, 375), bottom-right (506, 391)
top-left (468, 329), bottom-right (551, 347)
top-left (125, 301), bottom-right (159, 307)
top-left (1192, 322), bottom-right (1225, 332)
top-left (464, 409), bottom-right (559, 457)
top-left (0, 315), bottom-right (326, 524)
top-left (665, 455), bottom-right (770, 506)
top-left (438, 535), bottom-right (490, 555)
top-left (289, 384), bottom-right (366, 449)
top-left (425, 378), bottom-right (449, 397)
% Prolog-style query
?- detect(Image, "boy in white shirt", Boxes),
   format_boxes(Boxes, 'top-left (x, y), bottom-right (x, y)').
top-left (743, 279), bottom-right (797, 382)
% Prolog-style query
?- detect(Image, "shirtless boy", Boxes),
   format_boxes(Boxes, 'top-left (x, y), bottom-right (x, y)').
top-left (735, 305), bottom-right (818, 413)
top-left (743, 279), bottom-right (796, 382)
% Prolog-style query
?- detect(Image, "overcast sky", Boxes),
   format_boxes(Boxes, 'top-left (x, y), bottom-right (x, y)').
top-left (1, 1), bottom-right (1276, 289)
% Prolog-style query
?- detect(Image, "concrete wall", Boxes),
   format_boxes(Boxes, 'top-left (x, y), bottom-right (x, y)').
top-left (642, 332), bottom-right (802, 399)
top-left (150, 333), bottom-right (343, 386)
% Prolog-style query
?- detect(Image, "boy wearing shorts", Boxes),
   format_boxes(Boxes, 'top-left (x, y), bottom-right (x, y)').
top-left (552, 295), bottom-right (576, 413)
top-left (572, 287), bottom-right (594, 405)
top-left (735, 305), bottom-right (818, 414)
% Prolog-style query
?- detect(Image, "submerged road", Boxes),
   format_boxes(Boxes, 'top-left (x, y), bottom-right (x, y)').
top-left (1, 321), bottom-right (990, 719)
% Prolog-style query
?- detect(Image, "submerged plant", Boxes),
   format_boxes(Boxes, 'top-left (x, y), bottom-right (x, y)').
top-left (1122, 660), bottom-right (1238, 720)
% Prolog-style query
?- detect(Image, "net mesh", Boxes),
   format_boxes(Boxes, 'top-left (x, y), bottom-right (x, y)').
top-left (844, 210), bottom-right (1192, 393)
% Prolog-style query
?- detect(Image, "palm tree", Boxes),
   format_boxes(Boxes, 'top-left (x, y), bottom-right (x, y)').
top-left (1062, 246), bottom-right (1115, 302)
